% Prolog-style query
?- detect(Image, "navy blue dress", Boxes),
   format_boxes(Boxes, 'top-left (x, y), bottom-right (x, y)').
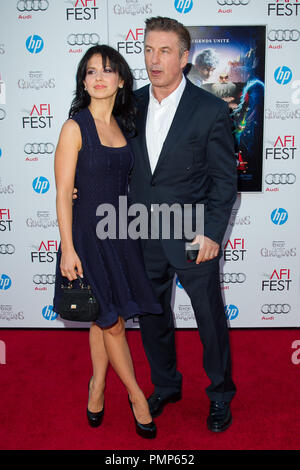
top-left (53, 107), bottom-right (162, 327)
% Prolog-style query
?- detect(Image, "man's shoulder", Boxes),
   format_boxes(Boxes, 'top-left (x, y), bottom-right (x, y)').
top-left (133, 80), bottom-right (226, 113)
top-left (186, 79), bottom-right (226, 111)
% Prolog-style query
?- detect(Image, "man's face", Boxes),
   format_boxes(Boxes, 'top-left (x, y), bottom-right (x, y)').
top-left (144, 30), bottom-right (188, 90)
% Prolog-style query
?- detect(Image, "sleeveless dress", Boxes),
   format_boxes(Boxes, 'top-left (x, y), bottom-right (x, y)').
top-left (53, 107), bottom-right (162, 327)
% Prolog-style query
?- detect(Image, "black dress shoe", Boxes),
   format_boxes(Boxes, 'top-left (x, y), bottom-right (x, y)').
top-left (128, 397), bottom-right (157, 439)
top-left (207, 401), bottom-right (232, 433)
top-left (148, 391), bottom-right (182, 418)
top-left (87, 378), bottom-right (104, 428)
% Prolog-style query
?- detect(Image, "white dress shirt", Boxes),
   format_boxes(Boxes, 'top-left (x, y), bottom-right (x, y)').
top-left (146, 74), bottom-right (186, 174)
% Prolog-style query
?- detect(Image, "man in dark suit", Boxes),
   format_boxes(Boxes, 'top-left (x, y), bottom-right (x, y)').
top-left (129, 17), bottom-right (237, 433)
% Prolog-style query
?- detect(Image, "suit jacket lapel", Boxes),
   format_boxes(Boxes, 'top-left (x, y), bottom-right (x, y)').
top-left (135, 79), bottom-right (196, 178)
top-left (152, 79), bottom-right (196, 178)
top-left (135, 87), bottom-right (152, 176)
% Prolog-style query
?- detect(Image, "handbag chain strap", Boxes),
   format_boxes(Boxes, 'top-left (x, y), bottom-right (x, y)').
top-left (61, 274), bottom-right (91, 290)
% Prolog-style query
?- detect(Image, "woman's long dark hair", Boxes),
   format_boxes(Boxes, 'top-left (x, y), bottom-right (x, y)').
top-left (69, 45), bottom-right (136, 135)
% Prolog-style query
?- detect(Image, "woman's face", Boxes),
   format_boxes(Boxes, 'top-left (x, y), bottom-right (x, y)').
top-left (83, 53), bottom-right (124, 101)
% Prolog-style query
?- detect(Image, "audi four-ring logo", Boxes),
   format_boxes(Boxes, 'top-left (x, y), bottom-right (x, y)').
top-left (265, 173), bottom-right (296, 185)
top-left (24, 143), bottom-right (55, 154)
top-left (268, 30), bottom-right (300, 42)
top-left (0, 244), bottom-right (15, 255)
top-left (0, 109), bottom-right (6, 120)
top-left (67, 33), bottom-right (100, 46)
top-left (17, 0), bottom-right (49, 11)
top-left (217, 0), bottom-right (250, 5)
top-left (33, 274), bottom-right (55, 284)
top-left (220, 273), bottom-right (246, 283)
top-left (261, 304), bottom-right (291, 314)
top-left (131, 69), bottom-right (148, 80)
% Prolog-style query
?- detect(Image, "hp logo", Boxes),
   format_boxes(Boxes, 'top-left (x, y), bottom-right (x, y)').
top-left (174, 0), bottom-right (193, 14)
top-left (42, 305), bottom-right (57, 321)
top-left (271, 208), bottom-right (288, 225)
top-left (0, 274), bottom-right (12, 290)
top-left (32, 176), bottom-right (50, 194)
top-left (26, 35), bottom-right (44, 54)
top-left (225, 304), bottom-right (239, 321)
top-left (274, 66), bottom-right (292, 85)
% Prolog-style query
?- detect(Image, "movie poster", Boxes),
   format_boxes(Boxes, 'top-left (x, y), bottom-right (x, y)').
top-left (185, 26), bottom-right (266, 192)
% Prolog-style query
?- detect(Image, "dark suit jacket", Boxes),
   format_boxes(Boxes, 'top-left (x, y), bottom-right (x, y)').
top-left (129, 78), bottom-right (237, 268)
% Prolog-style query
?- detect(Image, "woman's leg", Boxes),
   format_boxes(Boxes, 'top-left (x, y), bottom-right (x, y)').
top-left (88, 323), bottom-right (108, 412)
top-left (103, 317), bottom-right (152, 424)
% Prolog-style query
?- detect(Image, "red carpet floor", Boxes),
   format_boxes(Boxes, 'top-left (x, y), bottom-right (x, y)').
top-left (0, 328), bottom-right (299, 450)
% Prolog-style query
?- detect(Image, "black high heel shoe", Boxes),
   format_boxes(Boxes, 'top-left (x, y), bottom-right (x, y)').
top-left (128, 396), bottom-right (157, 439)
top-left (87, 378), bottom-right (104, 428)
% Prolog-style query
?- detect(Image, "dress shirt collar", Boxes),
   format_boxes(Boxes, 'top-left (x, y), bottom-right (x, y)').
top-left (149, 74), bottom-right (186, 107)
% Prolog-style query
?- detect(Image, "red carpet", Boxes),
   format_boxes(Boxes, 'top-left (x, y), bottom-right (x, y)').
top-left (0, 328), bottom-right (299, 450)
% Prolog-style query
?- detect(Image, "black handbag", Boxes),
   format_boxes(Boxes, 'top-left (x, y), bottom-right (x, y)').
top-left (58, 275), bottom-right (99, 322)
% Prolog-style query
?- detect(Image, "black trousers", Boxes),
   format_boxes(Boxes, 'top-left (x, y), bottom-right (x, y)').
top-left (139, 239), bottom-right (236, 402)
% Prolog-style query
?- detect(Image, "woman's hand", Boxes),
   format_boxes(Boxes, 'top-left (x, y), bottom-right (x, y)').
top-left (60, 248), bottom-right (83, 281)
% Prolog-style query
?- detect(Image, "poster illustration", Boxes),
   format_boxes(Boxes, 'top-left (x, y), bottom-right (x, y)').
top-left (185, 26), bottom-right (266, 192)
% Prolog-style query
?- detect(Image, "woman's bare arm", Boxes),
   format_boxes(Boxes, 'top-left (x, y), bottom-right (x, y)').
top-left (54, 119), bottom-right (83, 280)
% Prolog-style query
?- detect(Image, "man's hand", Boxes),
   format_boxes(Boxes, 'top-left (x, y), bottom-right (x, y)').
top-left (190, 234), bottom-right (220, 264)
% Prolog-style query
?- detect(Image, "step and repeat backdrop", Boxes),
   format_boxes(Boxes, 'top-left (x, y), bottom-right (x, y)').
top-left (0, 0), bottom-right (299, 328)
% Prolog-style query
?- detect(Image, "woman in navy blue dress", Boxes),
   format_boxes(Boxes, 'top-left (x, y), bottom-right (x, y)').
top-left (53, 45), bottom-right (162, 438)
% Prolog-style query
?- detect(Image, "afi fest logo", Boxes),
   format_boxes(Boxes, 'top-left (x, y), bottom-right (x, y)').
top-left (262, 268), bottom-right (292, 291)
top-left (66, 0), bottom-right (99, 20)
top-left (26, 34), bottom-right (44, 54)
top-left (30, 240), bottom-right (58, 263)
top-left (117, 28), bottom-right (144, 54)
top-left (174, 0), bottom-right (193, 14)
top-left (267, 0), bottom-right (300, 16)
top-left (223, 238), bottom-right (246, 261)
top-left (0, 208), bottom-right (12, 232)
top-left (265, 135), bottom-right (297, 160)
top-left (22, 103), bottom-right (53, 129)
